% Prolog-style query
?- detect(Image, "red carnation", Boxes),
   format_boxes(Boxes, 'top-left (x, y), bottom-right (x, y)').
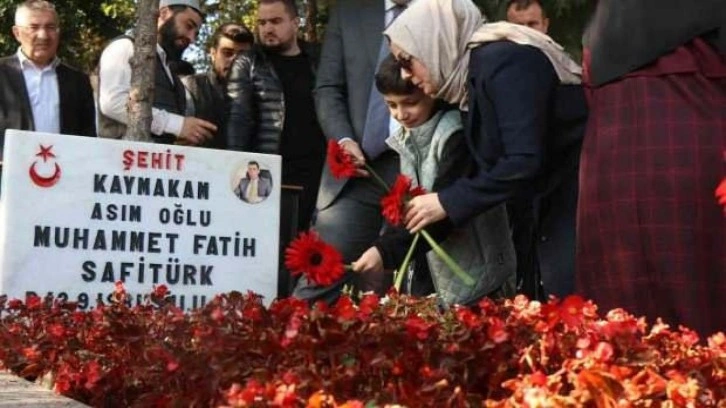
top-left (284, 231), bottom-right (345, 286)
top-left (327, 140), bottom-right (357, 179)
top-left (381, 174), bottom-right (426, 226)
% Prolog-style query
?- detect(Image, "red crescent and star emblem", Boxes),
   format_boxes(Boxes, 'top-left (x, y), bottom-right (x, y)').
top-left (29, 144), bottom-right (61, 188)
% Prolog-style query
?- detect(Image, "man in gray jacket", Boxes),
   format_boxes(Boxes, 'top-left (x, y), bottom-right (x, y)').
top-left (292, 0), bottom-right (411, 303)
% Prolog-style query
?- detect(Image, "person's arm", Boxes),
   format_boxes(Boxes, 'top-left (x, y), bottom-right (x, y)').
top-left (225, 53), bottom-right (256, 151)
top-left (355, 216), bottom-right (455, 273)
top-left (438, 42), bottom-right (557, 225)
top-left (97, 39), bottom-right (184, 138)
top-left (374, 228), bottom-right (414, 270)
top-left (353, 227), bottom-right (410, 274)
top-left (313, 2), bottom-right (356, 143)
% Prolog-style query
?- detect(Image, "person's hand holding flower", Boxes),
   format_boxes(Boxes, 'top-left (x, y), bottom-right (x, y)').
top-left (404, 193), bottom-right (448, 233)
top-left (352, 247), bottom-right (384, 275)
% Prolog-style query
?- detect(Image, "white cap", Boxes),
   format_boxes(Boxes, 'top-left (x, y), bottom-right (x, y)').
top-left (159, 0), bottom-right (202, 15)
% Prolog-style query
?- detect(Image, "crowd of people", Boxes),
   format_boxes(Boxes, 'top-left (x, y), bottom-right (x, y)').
top-left (0, 0), bottom-right (723, 335)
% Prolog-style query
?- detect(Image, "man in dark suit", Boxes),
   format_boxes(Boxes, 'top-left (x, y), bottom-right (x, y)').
top-left (0, 0), bottom-right (96, 159)
top-left (292, 0), bottom-right (410, 303)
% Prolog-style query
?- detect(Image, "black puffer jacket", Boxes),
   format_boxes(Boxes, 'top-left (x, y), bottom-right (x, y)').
top-left (225, 43), bottom-right (318, 153)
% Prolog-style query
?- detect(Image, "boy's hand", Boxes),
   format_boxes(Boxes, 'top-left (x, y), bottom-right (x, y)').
top-left (352, 247), bottom-right (384, 274)
top-left (405, 193), bottom-right (447, 233)
top-left (339, 139), bottom-right (370, 177)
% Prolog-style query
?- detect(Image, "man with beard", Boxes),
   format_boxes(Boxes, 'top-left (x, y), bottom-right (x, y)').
top-left (97, 0), bottom-right (216, 145)
top-left (226, 0), bottom-right (324, 233)
top-left (183, 23), bottom-right (253, 148)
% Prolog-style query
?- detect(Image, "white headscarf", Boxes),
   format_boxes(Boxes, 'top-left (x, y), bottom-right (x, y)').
top-left (384, 0), bottom-right (581, 110)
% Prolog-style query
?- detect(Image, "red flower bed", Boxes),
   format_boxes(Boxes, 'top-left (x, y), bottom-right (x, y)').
top-left (0, 287), bottom-right (724, 407)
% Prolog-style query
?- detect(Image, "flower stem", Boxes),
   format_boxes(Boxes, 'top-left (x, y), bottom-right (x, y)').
top-left (420, 229), bottom-right (475, 287)
top-left (394, 232), bottom-right (420, 292)
top-left (364, 163), bottom-right (390, 192)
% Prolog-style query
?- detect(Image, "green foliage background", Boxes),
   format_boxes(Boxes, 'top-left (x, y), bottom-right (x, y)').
top-left (0, 0), bottom-right (592, 73)
top-left (0, 0), bottom-right (136, 72)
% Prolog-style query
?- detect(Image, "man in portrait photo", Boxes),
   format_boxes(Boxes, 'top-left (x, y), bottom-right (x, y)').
top-left (234, 161), bottom-right (271, 204)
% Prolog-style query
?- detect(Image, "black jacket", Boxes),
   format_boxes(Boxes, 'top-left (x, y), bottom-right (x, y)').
top-left (225, 42), bottom-right (319, 154)
top-left (0, 55), bottom-right (96, 156)
top-left (586, 0), bottom-right (725, 86)
top-left (437, 42), bottom-right (588, 298)
top-left (182, 71), bottom-right (226, 149)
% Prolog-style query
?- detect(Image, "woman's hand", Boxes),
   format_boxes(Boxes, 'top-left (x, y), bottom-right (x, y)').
top-left (352, 247), bottom-right (384, 274)
top-left (404, 193), bottom-right (447, 233)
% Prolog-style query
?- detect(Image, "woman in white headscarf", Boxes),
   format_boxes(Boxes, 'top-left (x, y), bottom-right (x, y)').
top-left (385, 0), bottom-right (587, 298)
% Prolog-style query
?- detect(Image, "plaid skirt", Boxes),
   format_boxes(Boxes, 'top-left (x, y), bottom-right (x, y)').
top-left (576, 39), bottom-right (726, 336)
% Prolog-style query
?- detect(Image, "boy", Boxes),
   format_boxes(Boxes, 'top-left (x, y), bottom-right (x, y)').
top-left (352, 55), bottom-right (515, 306)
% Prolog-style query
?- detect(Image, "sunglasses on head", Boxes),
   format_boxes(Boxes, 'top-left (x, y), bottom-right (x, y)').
top-left (395, 51), bottom-right (413, 71)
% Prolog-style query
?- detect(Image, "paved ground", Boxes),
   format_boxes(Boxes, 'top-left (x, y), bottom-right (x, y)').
top-left (0, 371), bottom-right (88, 407)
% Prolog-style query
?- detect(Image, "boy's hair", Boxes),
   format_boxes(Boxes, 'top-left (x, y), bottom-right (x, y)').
top-left (211, 23), bottom-right (254, 49)
top-left (375, 53), bottom-right (418, 96)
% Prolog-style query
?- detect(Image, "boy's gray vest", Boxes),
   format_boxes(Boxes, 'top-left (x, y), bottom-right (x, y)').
top-left (97, 35), bottom-right (186, 144)
top-left (386, 110), bottom-right (516, 307)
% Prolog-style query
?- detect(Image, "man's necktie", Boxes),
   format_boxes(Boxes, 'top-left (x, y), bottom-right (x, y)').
top-left (361, 3), bottom-right (407, 159)
top-left (246, 179), bottom-right (259, 203)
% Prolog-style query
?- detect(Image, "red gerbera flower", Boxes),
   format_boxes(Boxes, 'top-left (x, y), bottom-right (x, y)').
top-left (284, 231), bottom-right (345, 286)
top-left (327, 140), bottom-right (357, 179)
top-left (381, 174), bottom-right (427, 226)
top-left (716, 177), bottom-right (726, 212)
